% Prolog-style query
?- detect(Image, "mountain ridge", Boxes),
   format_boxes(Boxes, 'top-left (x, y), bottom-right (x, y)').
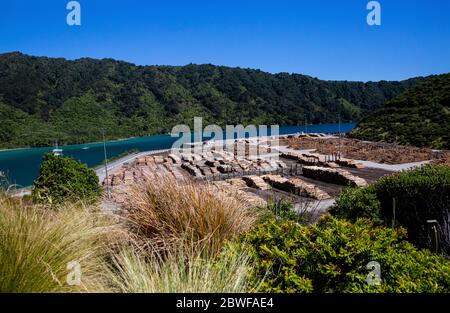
top-left (0, 52), bottom-right (427, 148)
top-left (350, 73), bottom-right (450, 149)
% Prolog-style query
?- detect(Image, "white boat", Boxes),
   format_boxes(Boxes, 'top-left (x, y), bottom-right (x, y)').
top-left (52, 148), bottom-right (63, 156)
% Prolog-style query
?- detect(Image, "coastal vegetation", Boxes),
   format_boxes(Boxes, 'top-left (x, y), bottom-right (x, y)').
top-left (32, 153), bottom-right (100, 204)
top-left (350, 73), bottom-right (450, 149)
top-left (0, 52), bottom-right (424, 149)
top-left (243, 215), bottom-right (450, 293)
top-left (330, 164), bottom-right (450, 256)
top-left (1, 163), bottom-right (450, 293)
top-left (107, 242), bottom-right (254, 293)
top-left (0, 193), bottom-right (114, 292)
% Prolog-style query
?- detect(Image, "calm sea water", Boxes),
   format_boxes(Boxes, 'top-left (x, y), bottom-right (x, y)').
top-left (0, 123), bottom-right (355, 187)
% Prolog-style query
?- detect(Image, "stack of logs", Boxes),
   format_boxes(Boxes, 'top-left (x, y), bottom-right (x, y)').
top-left (262, 174), bottom-right (330, 200)
top-left (302, 166), bottom-right (367, 187)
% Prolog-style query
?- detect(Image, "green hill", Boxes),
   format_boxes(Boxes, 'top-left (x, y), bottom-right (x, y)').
top-left (350, 74), bottom-right (450, 149)
top-left (0, 52), bottom-right (424, 148)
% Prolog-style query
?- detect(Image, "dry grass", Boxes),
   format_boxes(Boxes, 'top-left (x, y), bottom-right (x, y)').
top-left (107, 241), bottom-right (255, 293)
top-left (0, 193), bottom-right (121, 292)
top-left (125, 176), bottom-right (260, 255)
top-left (0, 173), bottom-right (262, 293)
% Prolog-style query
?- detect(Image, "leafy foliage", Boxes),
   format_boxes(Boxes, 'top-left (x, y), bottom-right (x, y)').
top-left (243, 215), bottom-right (450, 293)
top-left (32, 153), bottom-right (100, 204)
top-left (0, 52), bottom-right (424, 148)
top-left (330, 185), bottom-right (382, 224)
top-left (351, 73), bottom-right (450, 148)
top-left (266, 199), bottom-right (301, 222)
top-left (331, 165), bottom-right (450, 255)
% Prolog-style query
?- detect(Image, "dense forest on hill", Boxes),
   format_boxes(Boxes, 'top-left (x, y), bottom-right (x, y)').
top-left (0, 52), bottom-right (424, 148)
top-left (350, 73), bottom-right (450, 149)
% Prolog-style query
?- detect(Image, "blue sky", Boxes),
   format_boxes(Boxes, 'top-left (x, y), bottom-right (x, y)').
top-left (0, 0), bottom-right (449, 81)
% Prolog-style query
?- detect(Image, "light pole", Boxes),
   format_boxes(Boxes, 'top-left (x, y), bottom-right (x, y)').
top-left (338, 113), bottom-right (342, 160)
top-left (304, 114), bottom-right (308, 134)
top-left (102, 129), bottom-right (111, 199)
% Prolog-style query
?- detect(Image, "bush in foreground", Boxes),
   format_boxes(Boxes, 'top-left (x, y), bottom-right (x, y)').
top-left (243, 215), bottom-right (450, 293)
top-left (0, 193), bottom-right (115, 292)
top-left (330, 185), bottom-right (382, 223)
top-left (32, 153), bottom-right (100, 204)
top-left (331, 164), bottom-right (450, 255)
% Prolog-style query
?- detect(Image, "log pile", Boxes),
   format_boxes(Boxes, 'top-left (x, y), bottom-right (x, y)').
top-left (181, 163), bottom-right (202, 177)
top-left (227, 178), bottom-right (249, 189)
top-left (302, 166), bottom-right (367, 187)
top-left (173, 151), bottom-right (287, 179)
top-left (281, 151), bottom-right (337, 167)
top-left (209, 181), bottom-right (266, 208)
top-left (168, 153), bottom-right (182, 164)
top-left (286, 178), bottom-right (331, 200)
top-left (335, 158), bottom-right (365, 169)
top-left (242, 175), bottom-right (270, 190)
top-left (280, 136), bottom-right (449, 164)
top-left (262, 174), bottom-right (330, 200)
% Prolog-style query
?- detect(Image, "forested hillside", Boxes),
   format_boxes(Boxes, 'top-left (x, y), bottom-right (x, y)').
top-left (350, 73), bottom-right (450, 149)
top-left (0, 52), bottom-right (423, 148)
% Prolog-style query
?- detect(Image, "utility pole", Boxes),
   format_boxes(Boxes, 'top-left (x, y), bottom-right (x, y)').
top-left (102, 129), bottom-right (111, 199)
top-left (338, 113), bottom-right (342, 160)
top-left (304, 114), bottom-right (308, 134)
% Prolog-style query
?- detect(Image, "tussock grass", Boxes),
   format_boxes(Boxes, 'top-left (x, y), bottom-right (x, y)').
top-left (126, 176), bottom-right (260, 254)
top-left (0, 193), bottom-right (119, 293)
top-left (0, 174), bottom-right (262, 293)
top-left (107, 242), bottom-right (254, 293)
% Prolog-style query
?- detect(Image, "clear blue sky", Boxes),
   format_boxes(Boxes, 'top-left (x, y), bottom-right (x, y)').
top-left (1, 0), bottom-right (449, 81)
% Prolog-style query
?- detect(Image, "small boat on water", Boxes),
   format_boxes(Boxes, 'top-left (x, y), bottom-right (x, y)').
top-left (82, 147), bottom-right (90, 150)
top-left (52, 141), bottom-right (63, 156)
top-left (52, 148), bottom-right (63, 156)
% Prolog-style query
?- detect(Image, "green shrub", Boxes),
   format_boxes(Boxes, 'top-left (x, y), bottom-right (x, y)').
top-left (374, 165), bottom-right (450, 254)
top-left (243, 215), bottom-right (450, 293)
top-left (330, 185), bottom-right (382, 224)
top-left (266, 199), bottom-right (300, 222)
top-left (330, 164), bottom-right (450, 255)
top-left (32, 153), bottom-right (100, 204)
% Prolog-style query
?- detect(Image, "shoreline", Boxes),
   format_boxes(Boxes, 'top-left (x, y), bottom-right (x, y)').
top-left (0, 135), bottom-right (143, 153)
top-left (0, 123), bottom-right (356, 153)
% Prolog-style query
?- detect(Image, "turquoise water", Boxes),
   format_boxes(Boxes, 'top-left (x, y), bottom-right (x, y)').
top-left (0, 123), bottom-right (355, 187)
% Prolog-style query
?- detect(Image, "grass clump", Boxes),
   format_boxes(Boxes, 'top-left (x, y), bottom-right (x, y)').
top-left (125, 176), bottom-right (260, 255)
top-left (0, 193), bottom-right (116, 292)
top-left (107, 242), bottom-right (254, 293)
